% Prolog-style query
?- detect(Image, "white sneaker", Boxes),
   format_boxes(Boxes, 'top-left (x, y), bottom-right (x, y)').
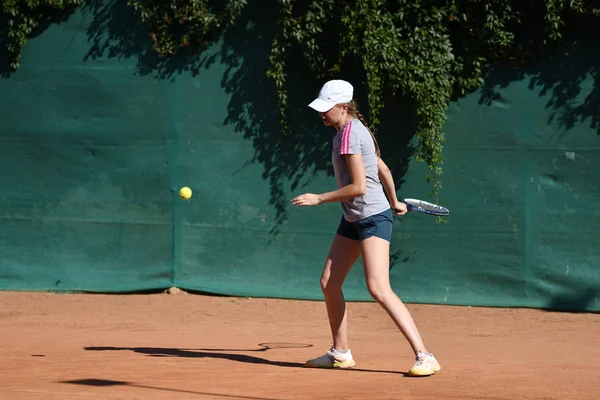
top-left (306, 346), bottom-right (356, 369)
top-left (408, 351), bottom-right (441, 376)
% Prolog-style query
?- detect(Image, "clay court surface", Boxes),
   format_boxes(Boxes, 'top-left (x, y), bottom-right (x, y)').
top-left (1, 291), bottom-right (599, 399)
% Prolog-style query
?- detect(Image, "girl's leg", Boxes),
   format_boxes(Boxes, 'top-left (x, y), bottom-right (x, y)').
top-left (360, 235), bottom-right (427, 354)
top-left (361, 235), bottom-right (441, 376)
top-left (320, 233), bottom-right (361, 350)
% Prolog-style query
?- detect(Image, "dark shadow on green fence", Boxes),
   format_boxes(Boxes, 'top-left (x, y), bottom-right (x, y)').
top-left (215, 3), bottom-right (415, 235)
top-left (478, 19), bottom-right (600, 137)
top-left (208, 4), bottom-right (331, 234)
top-left (547, 286), bottom-right (599, 313)
top-left (79, 0), bottom-right (415, 235)
top-left (0, 3), bottom-right (80, 78)
top-left (82, 0), bottom-right (208, 80)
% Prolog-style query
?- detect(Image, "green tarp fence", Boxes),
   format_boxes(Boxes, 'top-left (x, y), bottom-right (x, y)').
top-left (1, 1), bottom-right (599, 311)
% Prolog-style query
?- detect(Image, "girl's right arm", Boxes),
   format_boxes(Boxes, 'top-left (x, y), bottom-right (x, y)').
top-left (292, 154), bottom-right (366, 207)
top-left (318, 154), bottom-right (367, 203)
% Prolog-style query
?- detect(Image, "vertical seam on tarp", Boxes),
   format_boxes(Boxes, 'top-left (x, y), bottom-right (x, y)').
top-left (523, 102), bottom-right (532, 303)
top-left (171, 74), bottom-right (181, 287)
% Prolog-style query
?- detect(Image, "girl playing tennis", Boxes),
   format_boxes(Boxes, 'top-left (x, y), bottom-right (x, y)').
top-left (291, 79), bottom-right (441, 376)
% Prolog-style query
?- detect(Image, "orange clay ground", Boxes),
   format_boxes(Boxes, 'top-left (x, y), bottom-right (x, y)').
top-left (1, 290), bottom-right (599, 399)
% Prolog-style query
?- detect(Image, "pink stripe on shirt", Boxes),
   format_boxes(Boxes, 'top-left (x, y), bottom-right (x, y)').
top-left (340, 120), bottom-right (353, 154)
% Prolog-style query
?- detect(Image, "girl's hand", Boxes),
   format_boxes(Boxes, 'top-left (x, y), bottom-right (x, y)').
top-left (392, 200), bottom-right (408, 216)
top-left (291, 193), bottom-right (322, 207)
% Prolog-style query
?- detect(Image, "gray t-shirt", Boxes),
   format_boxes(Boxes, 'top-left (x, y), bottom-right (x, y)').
top-left (332, 118), bottom-right (390, 222)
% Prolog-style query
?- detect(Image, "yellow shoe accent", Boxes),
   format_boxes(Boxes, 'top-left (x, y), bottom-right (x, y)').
top-left (332, 359), bottom-right (356, 369)
top-left (409, 363), bottom-right (435, 376)
top-left (408, 351), bottom-right (440, 376)
top-left (306, 347), bottom-right (355, 369)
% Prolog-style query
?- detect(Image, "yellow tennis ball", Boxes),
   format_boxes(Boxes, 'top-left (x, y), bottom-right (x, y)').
top-left (179, 187), bottom-right (192, 200)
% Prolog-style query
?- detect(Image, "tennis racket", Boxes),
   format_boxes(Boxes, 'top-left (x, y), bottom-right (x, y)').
top-left (402, 198), bottom-right (450, 216)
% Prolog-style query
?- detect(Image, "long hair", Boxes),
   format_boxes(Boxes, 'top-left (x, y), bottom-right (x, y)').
top-left (346, 100), bottom-right (381, 158)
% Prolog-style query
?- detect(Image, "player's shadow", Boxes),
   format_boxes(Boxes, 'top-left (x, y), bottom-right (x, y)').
top-left (62, 378), bottom-right (284, 400)
top-left (85, 345), bottom-right (306, 368)
top-left (84, 345), bottom-right (410, 376)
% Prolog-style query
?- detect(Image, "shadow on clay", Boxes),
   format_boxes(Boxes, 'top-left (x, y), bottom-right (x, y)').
top-left (61, 378), bottom-right (283, 400)
top-left (83, 343), bottom-right (412, 376)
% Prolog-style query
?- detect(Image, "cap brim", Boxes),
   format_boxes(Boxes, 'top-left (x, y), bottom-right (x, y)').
top-left (308, 98), bottom-right (335, 113)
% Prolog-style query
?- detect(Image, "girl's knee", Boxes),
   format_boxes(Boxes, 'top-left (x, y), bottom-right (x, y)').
top-left (320, 274), bottom-right (342, 297)
top-left (367, 281), bottom-right (392, 303)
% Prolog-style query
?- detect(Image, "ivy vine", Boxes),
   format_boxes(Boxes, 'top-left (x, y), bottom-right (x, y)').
top-left (3, 0), bottom-right (600, 202)
top-left (1, 0), bottom-right (83, 70)
top-left (126, 0), bottom-right (247, 55)
top-left (266, 0), bottom-right (600, 201)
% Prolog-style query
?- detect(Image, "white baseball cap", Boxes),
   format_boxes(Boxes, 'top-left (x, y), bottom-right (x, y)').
top-left (308, 80), bottom-right (354, 112)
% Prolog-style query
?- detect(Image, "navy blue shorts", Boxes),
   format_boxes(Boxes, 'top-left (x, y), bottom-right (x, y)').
top-left (336, 208), bottom-right (393, 242)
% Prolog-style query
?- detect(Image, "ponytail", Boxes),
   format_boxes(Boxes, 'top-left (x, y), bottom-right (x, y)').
top-left (347, 100), bottom-right (381, 158)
